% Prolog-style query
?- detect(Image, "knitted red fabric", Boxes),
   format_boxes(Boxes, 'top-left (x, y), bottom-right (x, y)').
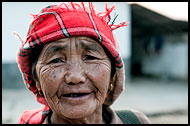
top-left (17, 2), bottom-right (128, 124)
top-left (19, 106), bottom-right (49, 124)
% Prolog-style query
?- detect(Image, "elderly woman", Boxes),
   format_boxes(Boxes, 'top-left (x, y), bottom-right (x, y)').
top-left (16, 2), bottom-right (150, 124)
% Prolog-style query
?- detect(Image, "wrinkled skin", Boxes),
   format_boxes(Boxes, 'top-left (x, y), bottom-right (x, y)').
top-left (35, 36), bottom-right (112, 124)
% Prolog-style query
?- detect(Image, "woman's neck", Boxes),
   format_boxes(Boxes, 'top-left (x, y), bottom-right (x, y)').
top-left (47, 106), bottom-right (105, 124)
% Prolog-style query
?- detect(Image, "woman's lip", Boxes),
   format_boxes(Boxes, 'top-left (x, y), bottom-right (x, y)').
top-left (58, 90), bottom-right (93, 98)
top-left (59, 92), bottom-right (93, 104)
top-left (61, 93), bottom-right (90, 97)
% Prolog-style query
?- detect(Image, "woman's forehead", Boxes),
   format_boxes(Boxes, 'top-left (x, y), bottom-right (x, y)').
top-left (42, 36), bottom-right (105, 54)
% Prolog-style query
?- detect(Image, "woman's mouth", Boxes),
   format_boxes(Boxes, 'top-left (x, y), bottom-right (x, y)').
top-left (59, 92), bottom-right (94, 104)
top-left (60, 92), bottom-right (94, 105)
top-left (61, 93), bottom-right (91, 98)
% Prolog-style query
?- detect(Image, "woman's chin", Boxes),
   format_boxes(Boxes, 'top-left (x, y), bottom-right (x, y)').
top-left (58, 97), bottom-right (97, 119)
top-left (61, 103), bottom-right (96, 119)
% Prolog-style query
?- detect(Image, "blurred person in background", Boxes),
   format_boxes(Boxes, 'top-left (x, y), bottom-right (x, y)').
top-left (15, 2), bottom-right (150, 124)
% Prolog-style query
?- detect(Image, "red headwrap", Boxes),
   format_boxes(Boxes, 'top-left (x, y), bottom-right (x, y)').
top-left (17, 2), bottom-right (128, 124)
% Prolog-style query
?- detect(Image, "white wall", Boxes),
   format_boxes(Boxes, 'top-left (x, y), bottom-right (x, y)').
top-left (2, 2), bottom-right (131, 63)
top-left (142, 34), bottom-right (188, 79)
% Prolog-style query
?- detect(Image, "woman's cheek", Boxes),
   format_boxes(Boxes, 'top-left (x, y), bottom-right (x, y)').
top-left (85, 61), bottom-right (111, 83)
top-left (39, 65), bottom-right (64, 97)
top-left (85, 61), bottom-right (111, 102)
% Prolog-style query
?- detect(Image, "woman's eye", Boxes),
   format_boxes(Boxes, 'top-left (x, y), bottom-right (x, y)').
top-left (84, 55), bottom-right (98, 60)
top-left (49, 58), bottom-right (63, 64)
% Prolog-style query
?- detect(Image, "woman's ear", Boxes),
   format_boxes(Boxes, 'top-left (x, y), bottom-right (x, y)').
top-left (111, 73), bottom-right (116, 85)
top-left (36, 81), bottom-right (44, 97)
top-left (109, 77), bottom-right (113, 85)
top-left (36, 81), bottom-right (41, 90)
top-left (106, 73), bottom-right (116, 97)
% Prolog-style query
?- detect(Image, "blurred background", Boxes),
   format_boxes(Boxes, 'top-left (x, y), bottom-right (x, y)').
top-left (2, 2), bottom-right (188, 124)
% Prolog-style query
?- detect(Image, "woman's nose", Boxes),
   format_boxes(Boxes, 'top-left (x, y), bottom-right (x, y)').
top-left (64, 64), bottom-right (86, 85)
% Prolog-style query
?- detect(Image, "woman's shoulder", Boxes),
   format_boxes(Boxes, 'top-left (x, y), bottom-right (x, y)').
top-left (115, 109), bottom-right (151, 124)
top-left (130, 109), bottom-right (151, 124)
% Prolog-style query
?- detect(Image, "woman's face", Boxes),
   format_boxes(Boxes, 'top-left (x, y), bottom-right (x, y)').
top-left (36, 36), bottom-right (112, 120)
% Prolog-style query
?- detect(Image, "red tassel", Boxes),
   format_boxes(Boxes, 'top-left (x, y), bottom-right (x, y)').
top-left (81, 2), bottom-right (86, 11)
top-left (71, 2), bottom-right (76, 11)
top-left (109, 22), bottom-right (129, 30)
top-left (73, 2), bottom-right (82, 10)
top-left (29, 2), bottom-right (128, 32)
top-left (105, 5), bottom-right (115, 23)
top-left (105, 2), bottom-right (108, 11)
top-left (89, 2), bottom-right (96, 15)
top-left (59, 2), bottom-right (69, 10)
top-left (105, 3), bottom-right (111, 23)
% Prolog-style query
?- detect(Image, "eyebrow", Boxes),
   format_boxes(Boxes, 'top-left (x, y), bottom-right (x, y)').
top-left (44, 44), bottom-right (68, 57)
top-left (80, 42), bottom-right (102, 53)
top-left (43, 40), bottom-right (103, 57)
